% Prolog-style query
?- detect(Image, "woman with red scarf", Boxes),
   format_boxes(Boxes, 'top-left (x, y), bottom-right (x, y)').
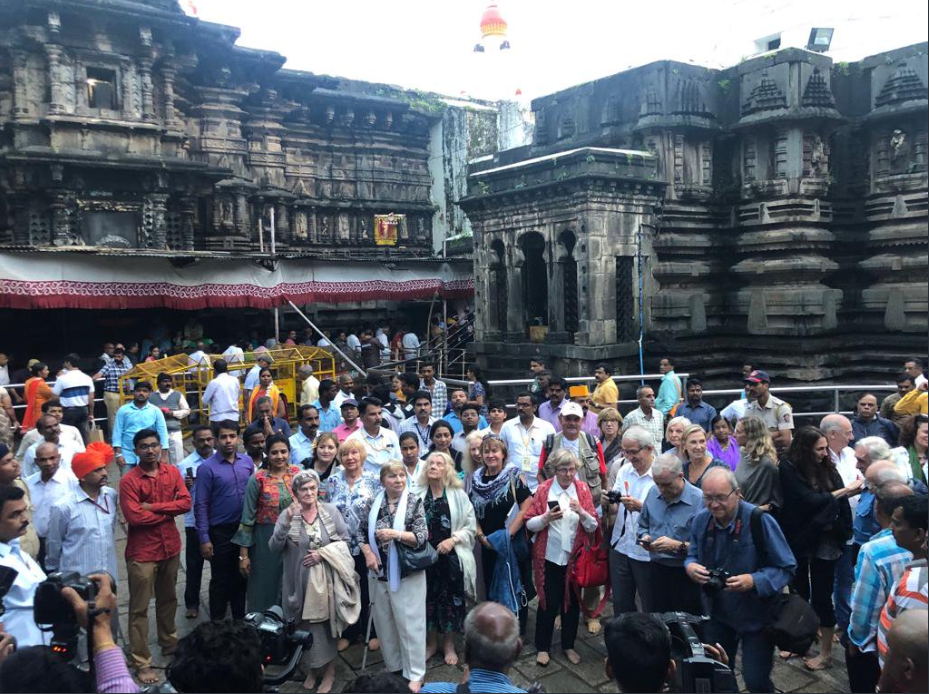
top-left (524, 448), bottom-right (599, 667)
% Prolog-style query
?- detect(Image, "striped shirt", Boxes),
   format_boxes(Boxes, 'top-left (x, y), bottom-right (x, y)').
top-left (622, 407), bottom-right (665, 448)
top-left (398, 416), bottom-right (436, 449)
top-left (45, 486), bottom-right (119, 581)
top-left (848, 528), bottom-right (913, 652)
top-left (52, 369), bottom-right (94, 407)
top-left (98, 358), bottom-right (132, 393)
top-left (877, 559), bottom-right (928, 666)
top-left (421, 669), bottom-right (526, 693)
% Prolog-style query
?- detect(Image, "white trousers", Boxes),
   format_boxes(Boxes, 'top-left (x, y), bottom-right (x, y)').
top-left (368, 570), bottom-right (427, 682)
top-left (167, 430), bottom-right (184, 467)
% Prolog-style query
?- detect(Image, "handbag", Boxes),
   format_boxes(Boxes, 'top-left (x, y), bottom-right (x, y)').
top-left (396, 540), bottom-right (437, 578)
top-left (568, 523), bottom-right (611, 618)
top-left (88, 422), bottom-right (105, 444)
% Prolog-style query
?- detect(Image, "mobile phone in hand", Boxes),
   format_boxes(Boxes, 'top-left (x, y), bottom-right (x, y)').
top-left (548, 501), bottom-right (560, 511)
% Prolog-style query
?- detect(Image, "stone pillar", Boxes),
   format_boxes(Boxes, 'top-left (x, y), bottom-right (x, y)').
top-left (505, 244), bottom-right (526, 340)
top-left (549, 242), bottom-right (568, 342)
top-left (275, 203), bottom-right (290, 244)
top-left (234, 195), bottom-right (249, 238)
top-left (45, 45), bottom-right (65, 115)
top-left (144, 194), bottom-right (169, 249)
top-left (49, 192), bottom-right (72, 246)
top-left (139, 57), bottom-right (156, 122)
top-left (161, 65), bottom-right (180, 130)
top-left (179, 196), bottom-right (197, 250)
top-left (11, 51), bottom-right (30, 118)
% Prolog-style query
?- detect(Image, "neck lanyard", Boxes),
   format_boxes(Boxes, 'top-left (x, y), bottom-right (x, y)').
top-left (87, 493), bottom-right (110, 515)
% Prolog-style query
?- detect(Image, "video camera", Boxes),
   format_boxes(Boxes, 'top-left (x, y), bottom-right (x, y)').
top-left (243, 606), bottom-right (313, 687)
top-left (656, 612), bottom-right (737, 693)
top-left (33, 572), bottom-right (100, 661)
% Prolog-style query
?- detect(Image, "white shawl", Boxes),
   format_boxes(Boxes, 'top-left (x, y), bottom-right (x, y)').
top-left (367, 488), bottom-right (409, 592)
top-left (416, 486), bottom-right (478, 601)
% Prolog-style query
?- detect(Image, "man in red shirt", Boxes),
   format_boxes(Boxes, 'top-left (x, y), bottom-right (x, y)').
top-left (119, 427), bottom-right (191, 685)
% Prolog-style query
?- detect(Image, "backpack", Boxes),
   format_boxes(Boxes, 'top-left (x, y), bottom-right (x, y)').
top-left (749, 507), bottom-right (820, 655)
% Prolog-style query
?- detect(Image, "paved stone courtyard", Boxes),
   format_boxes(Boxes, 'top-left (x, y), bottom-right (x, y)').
top-left (104, 459), bottom-right (852, 693)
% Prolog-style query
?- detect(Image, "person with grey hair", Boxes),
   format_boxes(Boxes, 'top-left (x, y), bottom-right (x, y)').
top-left (605, 426), bottom-right (657, 614)
top-left (685, 467), bottom-right (796, 693)
top-left (420, 601), bottom-right (525, 693)
top-left (270, 466), bottom-right (350, 693)
top-left (299, 363), bottom-right (320, 407)
top-left (853, 437), bottom-right (898, 548)
top-left (637, 452), bottom-right (703, 615)
top-left (622, 385), bottom-right (665, 448)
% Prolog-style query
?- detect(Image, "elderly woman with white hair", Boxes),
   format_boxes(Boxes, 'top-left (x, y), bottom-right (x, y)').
top-left (357, 461), bottom-right (429, 691)
top-left (663, 415), bottom-right (692, 460)
top-left (636, 452), bottom-right (704, 615)
top-left (269, 469), bottom-right (350, 693)
top-left (416, 450), bottom-right (477, 665)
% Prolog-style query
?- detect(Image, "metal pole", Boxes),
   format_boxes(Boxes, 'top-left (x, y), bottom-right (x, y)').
top-left (636, 223), bottom-right (645, 384)
top-left (443, 299), bottom-right (448, 377)
top-left (271, 206), bottom-right (279, 341)
top-left (285, 299), bottom-right (366, 375)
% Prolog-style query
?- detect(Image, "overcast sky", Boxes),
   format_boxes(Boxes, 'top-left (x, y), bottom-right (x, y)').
top-left (190, 0), bottom-right (928, 100)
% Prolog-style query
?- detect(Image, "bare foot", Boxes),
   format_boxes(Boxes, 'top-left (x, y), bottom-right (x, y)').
top-left (536, 651), bottom-right (550, 666)
top-left (565, 649), bottom-right (581, 665)
top-left (803, 654), bottom-right (833, 671)
top-left (408, 681), bottom-right (422, 693)
top-left (317, 666), bottom-right (336, 694)
top-left (368, 637), bottom-right (380, 652)
top-left (137, 668), bottom-right (160, 685)
top-left (444, 648), bottom-right (459, 666)
top-left (337, 638), bottom-right (350, 652)
top-left (303, 671), bottom-right (317, 690)
top-left (587, 618), bottom-right (602, 635)
top-left (779, 650), bottom-right (798, 660)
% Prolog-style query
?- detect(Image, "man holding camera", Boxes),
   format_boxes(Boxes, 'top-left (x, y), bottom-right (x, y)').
top-left (685, 468), bottom-right (796, 693)
top-left (0, 485), bottom-right (48, 647)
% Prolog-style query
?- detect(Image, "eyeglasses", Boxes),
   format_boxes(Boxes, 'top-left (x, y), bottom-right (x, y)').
top-left (621, 447), bottom-right (643, 456)
top-left (703, 489), bottom-right (738, 505)
top-left (554, 467), bottom-right (577, 474)
top-left (137, 442), bottom-right (161, 451)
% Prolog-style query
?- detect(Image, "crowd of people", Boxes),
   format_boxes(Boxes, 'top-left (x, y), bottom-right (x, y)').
top-left (0, 345), bottom-right (926, 693)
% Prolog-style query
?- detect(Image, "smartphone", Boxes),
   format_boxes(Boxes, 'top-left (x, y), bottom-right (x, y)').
top-left (547, 500), bottom-right (560, 511)
top-left (186, 467), bottom-right (194, 478)
top-left (638, 538), bottom-right (652, 549)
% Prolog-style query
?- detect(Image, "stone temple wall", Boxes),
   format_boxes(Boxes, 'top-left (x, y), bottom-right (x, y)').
top-left (460, 43), bottom-right (928, 384)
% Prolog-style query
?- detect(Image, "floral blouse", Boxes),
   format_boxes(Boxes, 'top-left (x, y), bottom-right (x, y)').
top-left (327, 468), bottom-right (382, 556)
top-left (232, 465), bottom-right (300, 548)
top-left (356, 493), bottom-right (429, 567)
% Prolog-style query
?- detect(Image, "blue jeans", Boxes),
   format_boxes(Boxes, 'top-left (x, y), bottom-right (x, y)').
top-left (707, 619), bottom-right (775, 693)
top-left (833, 543), bottom-right (856, 632)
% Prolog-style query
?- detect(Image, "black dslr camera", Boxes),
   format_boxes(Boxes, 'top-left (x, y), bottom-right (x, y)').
top-left (33, 572), bottom-right (98, 661)
top-left (702, 568), bottom-right (731, 596)
top-left (657, 612), bottom-right (738, 693)
top-left (604, 489), bottom-right (625, 504)
top-left (243, 606), bottom-right (313, 687)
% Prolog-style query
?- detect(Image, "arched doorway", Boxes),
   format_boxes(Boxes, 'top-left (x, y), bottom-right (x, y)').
top-left (520, 232), bottom-right (548, 331)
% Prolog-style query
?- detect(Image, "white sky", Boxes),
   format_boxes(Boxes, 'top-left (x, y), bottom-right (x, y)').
top-left (190, 0), bottom-right (929, 100)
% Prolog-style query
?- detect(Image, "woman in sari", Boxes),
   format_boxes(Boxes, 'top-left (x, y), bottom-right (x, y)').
top-left (22, 362), bottom-right (53, 432)
top-left (233, 434), bottom-right (301, 612)
top-left (246, 367), bottom-right (285, 422)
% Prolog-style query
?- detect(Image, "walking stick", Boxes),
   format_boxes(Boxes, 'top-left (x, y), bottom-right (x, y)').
top-left (359, 598), bottom-right (376, 674)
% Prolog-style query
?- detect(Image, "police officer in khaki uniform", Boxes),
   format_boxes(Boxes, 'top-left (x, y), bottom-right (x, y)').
top-left (744, 370), bottom-right (794, 453)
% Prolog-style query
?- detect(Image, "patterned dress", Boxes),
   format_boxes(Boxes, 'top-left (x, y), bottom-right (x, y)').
top-left (423, 490), bottom-right (465, 633)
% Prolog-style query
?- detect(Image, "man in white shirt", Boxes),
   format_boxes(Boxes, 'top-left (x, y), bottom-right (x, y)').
top-left (606, 426), bottom-right (657, 615)
top-left (333, 374), bottom-right (355, 410)
top-left (25, 442), bottom-right (77, 569)
top-left (347, 397), bottom-right (400, 470)
top-left (221, 342), bottom-right (245, 365)
top-left (821, 414), bottom-right (864, 637)
top-left (500, 392), bottom-right (556, 493)
top-left (52, 354), bottom-right (95, 441)
top-left (298, 364), bottom-right (320, 407)
top-left (904, 358), bottom-right (927, 390)
top-left (177, 425), bottom-right (214, 619)
top-left (346, 331), bottom-right (362, 359)
top-left (22, 415), bottom-right (77, 478)
top-left (401, 330), bottom-right (421, 362)
top-left (0, 485), bottom-right (49, 647)
top-left (201, 359), bottom-right (241, 428)
top-left (0, 353), bottom-right (10, 386)
top-left (17, 399), bottom-right (84, 459)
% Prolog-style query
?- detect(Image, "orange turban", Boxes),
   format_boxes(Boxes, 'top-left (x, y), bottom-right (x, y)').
top-left (71, 442), bottom-right (114, 480)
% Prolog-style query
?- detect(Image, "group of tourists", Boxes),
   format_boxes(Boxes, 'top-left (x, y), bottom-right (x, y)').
top-left (0, 346), bottom-right (926, 693)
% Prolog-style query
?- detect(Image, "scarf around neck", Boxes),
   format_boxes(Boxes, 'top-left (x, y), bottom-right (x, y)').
top-left (470, 462), bottom-right (518, 520)
top-left (367, 488), bottom-right (409, 592)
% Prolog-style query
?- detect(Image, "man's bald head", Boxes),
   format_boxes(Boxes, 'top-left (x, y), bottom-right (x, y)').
top-left (876, 483), bottom-right (914, 528)
top-left (880, 609), bottom-right (929, 694)
top-left (820, 414), bottom-right (853, 452)
top-left (463, 601), bottom-right (521, 673)
top-left (866, 460), bottom-right (908, 490)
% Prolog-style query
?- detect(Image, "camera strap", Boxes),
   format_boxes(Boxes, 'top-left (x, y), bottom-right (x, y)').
top-left (704, 503), bottom-right (747, 574)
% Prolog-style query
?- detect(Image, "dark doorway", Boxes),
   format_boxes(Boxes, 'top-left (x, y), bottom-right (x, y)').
top-left (559, 231), bottom-right (579, 335)
top-left (520, 232), bottom-right (548, 331)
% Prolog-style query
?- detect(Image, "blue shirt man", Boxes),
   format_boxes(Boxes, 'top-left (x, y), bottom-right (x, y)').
top-left (685, 468), bottom-right (795, 694)
top-left (112, 382), bottom-right (168, 467)
top-left (638, 476), bottom-right (703, 566)
top-left (677, 380), bottom-right (717, 432)
top-left (289, 405), bottom-right (320, 466)
top-left (655, 358), bottom-right (682, 416)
